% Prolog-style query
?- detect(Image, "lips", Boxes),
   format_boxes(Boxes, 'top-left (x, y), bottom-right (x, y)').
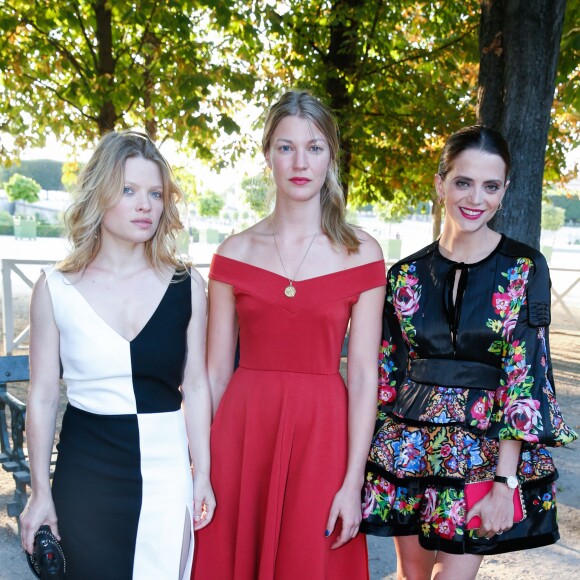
top-left (289, 177), bottom-right (311, 185)
top-left (459, 207), bottom-right (485, 220)
top-left (131, 219), bottom-right (153, 228)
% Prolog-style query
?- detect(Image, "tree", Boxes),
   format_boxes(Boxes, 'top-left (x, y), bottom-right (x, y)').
top-left (258, 0), bottom-right (481, 208)
top-left (4, 173), bottom-right (41, 203)
top-left (241, 173), bottom-right (271, 217)
top-left (0, 0), bottom-right (260, 162)
top-left (541, 201), bottom-right (566, 232)
top-left (197, 192), bottom-right (224, 217)
top-left (1, 159), bottom-right (63, 190)
top-left (257, 0), bottom-right (577, 243)
top-left (478, 0), bottom-right (568, 248)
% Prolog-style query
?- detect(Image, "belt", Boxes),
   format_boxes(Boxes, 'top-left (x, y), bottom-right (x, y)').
top-left (409, 358), bottom-right (502, 390)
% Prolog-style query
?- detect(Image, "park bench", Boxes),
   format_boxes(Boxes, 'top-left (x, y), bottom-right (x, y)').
top-left (0, 354), bottom-right (57, 521)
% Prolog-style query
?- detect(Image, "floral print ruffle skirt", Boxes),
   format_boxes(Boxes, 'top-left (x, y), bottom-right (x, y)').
top-left (361, 415), bottom-right (561, 555)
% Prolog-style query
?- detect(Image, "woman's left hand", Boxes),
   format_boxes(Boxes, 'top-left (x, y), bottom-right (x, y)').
top-left (192, 475), bottom-right (216, 530)
top-left (325, 483), bottom-right (363, 549)
top-left (466, 482), bottom-right (515, 539)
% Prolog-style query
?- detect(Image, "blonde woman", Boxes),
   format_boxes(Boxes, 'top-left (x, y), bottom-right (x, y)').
top-left (192, 91), bottom-right (385, 579)
top-left (20, 131), bottom-right (215, 579)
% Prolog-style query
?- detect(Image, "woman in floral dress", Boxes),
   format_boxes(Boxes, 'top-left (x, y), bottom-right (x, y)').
top-left (361, 126), bottom-right (577, 579)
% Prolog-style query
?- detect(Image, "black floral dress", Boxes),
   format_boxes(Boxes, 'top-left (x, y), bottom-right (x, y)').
top-left (361, 235), bottom-right (577, 555)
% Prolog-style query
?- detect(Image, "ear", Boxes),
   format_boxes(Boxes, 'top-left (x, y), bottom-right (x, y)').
top-left (504, 179), bottom-right (510, 193)
top-left (434, 173), bottom-right (444, 196)
top-left (264, 150), bottom-right (272, 169)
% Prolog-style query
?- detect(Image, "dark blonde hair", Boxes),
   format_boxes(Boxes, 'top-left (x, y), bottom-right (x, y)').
top-left (262, 90), bottom-right (360, 253)
top-left (58, 130), bottom-right (186, 274)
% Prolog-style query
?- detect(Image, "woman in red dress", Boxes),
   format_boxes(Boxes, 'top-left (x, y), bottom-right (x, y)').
top-left (192, 90), bottom-right (385, 579)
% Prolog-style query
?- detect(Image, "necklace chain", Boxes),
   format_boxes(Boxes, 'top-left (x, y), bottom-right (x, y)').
top-left (272, 228), bottom-right (318, 298)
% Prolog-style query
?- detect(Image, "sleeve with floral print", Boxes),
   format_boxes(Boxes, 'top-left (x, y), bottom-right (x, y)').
top-left (376, 270), bottom-right (411, 420)
top-left (488, 254), bottom-right (577, 446)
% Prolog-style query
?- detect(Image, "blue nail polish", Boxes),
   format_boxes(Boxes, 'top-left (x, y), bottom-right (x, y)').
top-left (324, 530), bottom-right (330, 537)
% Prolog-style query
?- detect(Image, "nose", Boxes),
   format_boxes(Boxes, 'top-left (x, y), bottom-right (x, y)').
top-left (293, 147), bottom-right (308, 170)
top-left (136, 191), bottom-right (152, 212)
top-left (468, 185), bottom-right (485, 205)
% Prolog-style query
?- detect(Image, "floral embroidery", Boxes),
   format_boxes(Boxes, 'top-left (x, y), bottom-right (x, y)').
top-left (487, 258), bottom-right (531, 344)
top-left (469, 394), bottom-right (493, 430)
top-left (532, 482), bottom-right (556, 512)
top-left (390, 263), bottom-right (421, 347)
top-left (377, 340), bottom-right (398, 419)
top-left (419, 387), bottom-right (467, 423)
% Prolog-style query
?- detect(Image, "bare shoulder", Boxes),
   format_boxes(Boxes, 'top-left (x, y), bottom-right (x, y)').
top-left (215, 219), bottom-right (270, 262)
top-left (186, 267), bottom-right (208, 298)
top-left (354, 229), bottom-right (384, 263)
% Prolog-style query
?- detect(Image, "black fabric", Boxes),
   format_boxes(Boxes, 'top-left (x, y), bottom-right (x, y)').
top-left (52, 405), bottom-right (142, 580)
top-left (132, 274), bottom-right (191, 414)
top-left (409, 358), bottom-right (502, 390)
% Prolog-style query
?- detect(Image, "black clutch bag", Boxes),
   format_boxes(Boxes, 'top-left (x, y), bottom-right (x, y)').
top-left (26, 525), bottom-right (66, 579)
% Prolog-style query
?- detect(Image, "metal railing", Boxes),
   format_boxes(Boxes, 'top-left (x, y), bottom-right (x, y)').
top-left (2, 259), bottom-right (579, 357)
top-left (1, 259), bottom-right (53, 355)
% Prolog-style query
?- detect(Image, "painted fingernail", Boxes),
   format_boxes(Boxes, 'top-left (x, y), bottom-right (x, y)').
top-left (324, 530), bottom-right (330, 537)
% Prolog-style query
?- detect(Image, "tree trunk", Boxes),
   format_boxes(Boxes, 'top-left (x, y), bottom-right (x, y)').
top-left (477, 0), bottom-right (566, 248)
top-left (94, 0), bottom-right (117, 134)
top-left (324, 0), bottom-right (364, 203)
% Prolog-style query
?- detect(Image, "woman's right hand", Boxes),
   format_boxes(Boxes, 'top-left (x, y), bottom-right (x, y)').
top-left (19, 493), bottom-right (59, 554)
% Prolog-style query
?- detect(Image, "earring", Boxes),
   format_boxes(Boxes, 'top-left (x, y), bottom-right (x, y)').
top-left (498, 201), bottom-right (503, 210)
top-left (436, 193), bottom-right (445, 206)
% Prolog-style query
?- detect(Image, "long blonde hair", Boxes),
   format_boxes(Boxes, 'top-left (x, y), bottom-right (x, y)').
top-left (58, 130), bottom-right (186, 273)
top-left (262, 90), bottom-right (360, 253)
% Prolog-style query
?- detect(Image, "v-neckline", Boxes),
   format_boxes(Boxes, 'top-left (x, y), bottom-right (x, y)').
top-left (59, 270), bottom-right (175, 343)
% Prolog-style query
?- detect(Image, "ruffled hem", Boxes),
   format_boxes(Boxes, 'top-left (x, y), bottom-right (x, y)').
top-left (361, 472), bottom-right (560, 555)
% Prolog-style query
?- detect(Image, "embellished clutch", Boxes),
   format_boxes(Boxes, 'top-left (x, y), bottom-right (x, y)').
top-left (465, 480), bottom-right (526, 530)
top-left (26, 525), bottom-right (66, 579)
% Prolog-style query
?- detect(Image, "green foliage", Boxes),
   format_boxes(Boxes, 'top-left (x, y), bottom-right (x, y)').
top-left (173, 166), bottom-right (198, 203)
top-left (4, 173), bottom-right (41, 202)
top-left (1, 159), bottom-right (63, 190)
top-left (549, 193), bottom-right (580, 223)
top-left (541, 201), bottom-right (566, 231)
top-left (241, 173), bottom-right (270, 217)
top-left (256, 0), bottom-right (481, 210)
top-left (197, 192), bottom-right (224, 217)
top-left (0, 210), bottom-right (13, 225)
top-left (0, 0), bottom-right (261, 164)
top-left (61, 161), bottom-right (81, 192)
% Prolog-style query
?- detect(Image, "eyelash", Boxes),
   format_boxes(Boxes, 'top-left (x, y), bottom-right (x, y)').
top-left (277, 145), bottom-right (324, 153)
top-left (123, 186), bottom-right (162, 198)
top-left (454, 181), bottom-right (500, 192)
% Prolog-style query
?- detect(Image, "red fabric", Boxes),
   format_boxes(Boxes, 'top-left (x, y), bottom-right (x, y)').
top-left (192, 256), bottom-right (385, 580)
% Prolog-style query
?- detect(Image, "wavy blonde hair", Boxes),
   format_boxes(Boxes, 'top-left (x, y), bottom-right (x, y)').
top-left (58, 130), bottom-right (186, 274)
top-left (262, 90), bottom-right (360, 253)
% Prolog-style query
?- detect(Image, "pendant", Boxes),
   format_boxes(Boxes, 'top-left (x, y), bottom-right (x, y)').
top-left (284, 284), bottom-right (296, 298)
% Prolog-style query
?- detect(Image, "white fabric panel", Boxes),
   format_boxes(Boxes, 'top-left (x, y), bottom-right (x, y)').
top-left (133, 410), bottom-right (194, 579)
top-left (44, 268), bottom-right (137, 415)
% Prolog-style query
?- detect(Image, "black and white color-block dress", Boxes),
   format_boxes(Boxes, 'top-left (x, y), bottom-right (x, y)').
top-left (45, 268), bottom-right (194, 579)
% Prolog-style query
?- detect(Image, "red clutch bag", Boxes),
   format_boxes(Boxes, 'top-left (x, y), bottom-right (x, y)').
top-left (465, 480), bottom-right (526, 530)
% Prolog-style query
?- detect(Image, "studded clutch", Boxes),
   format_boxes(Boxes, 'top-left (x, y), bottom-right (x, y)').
top-left (26, 525), bottom-right (66, 579)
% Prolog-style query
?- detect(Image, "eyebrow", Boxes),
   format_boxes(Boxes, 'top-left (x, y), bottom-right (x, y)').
top-left (274, 137), bottom-right (327, 144)
top-left (124, 181), bottom-right (164, 189)
top-left (454, 175), bottom-right (504, 184)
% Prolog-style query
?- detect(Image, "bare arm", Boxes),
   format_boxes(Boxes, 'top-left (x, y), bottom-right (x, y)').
top-left (206, 278), bottom-right (238, 416)
top-left (181, 270), bottom-right (215, 529)
top-left (326, 283), bottom-right (385, 549)
top-left (19, 273), bottom-right (61, 553)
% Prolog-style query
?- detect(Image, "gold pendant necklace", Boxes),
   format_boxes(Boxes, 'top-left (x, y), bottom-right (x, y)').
top-left (272, 228), bottom-right (318, 298)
